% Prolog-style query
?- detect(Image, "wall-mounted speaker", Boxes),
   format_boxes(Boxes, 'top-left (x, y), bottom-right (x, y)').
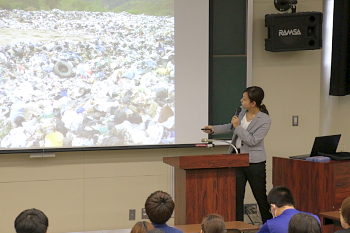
top-left (265, 12), bottom-right (323, 52)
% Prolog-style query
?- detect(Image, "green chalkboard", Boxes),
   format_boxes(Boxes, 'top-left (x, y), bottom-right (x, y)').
top-left (210, 0), bottom-right (247, 139)
top-left (213, 0), bottom-right (247, 55)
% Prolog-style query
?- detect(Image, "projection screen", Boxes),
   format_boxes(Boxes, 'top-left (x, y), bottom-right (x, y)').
top-left (0, 0), bottom-right (209, 152)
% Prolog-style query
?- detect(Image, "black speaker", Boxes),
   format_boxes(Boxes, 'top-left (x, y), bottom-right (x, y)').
top-left (265, 12), bottom-right (323, 52)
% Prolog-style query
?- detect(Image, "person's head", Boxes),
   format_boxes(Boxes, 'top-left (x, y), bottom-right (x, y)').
top-left (14, 208), bottom-right (48, 233)
top-left (131, 221), bottom-right (154, 233)
top-left (241, 86), bottom-right (269, 115)
top-left (340, 196), bottom-right (350, 229)
top-left (267, 186), bottom-right (295, 217)
top-left (145, 191), bottom-right (174, 224)
top-left (201, 214), bottom-right (226, 233)
top-left (288, 213), bottom-right (321, 233)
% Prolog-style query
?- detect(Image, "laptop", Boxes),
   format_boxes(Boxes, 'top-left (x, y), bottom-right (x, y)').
top-left (289, 134), bottom-right (341, 160)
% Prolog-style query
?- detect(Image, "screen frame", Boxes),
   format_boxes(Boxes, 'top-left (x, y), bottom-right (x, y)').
top-left (0, 0), bottom-right (252, 154)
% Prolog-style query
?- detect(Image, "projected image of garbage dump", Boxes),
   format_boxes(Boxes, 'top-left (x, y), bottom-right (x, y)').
top-left (0, 0), bottom-right (175, 149)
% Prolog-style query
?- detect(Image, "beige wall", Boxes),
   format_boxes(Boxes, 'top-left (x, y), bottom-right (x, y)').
top-left (2, 0), bottom-right (350, 232)
top-left (252, 0), bottom-right (323, 206)
top-left (0, 147), bottom-right (227, 233)
top-left (338, 96), bottom-right (350, 151)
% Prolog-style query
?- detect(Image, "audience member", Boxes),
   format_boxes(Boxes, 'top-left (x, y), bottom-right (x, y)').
top-left (201, 214), bottom-right (226, 233)
top-left (257, 186), bottom-right (320, 233)
top-left (145, 191), bottom-right (183, 233)
top-left (335, 196), bottom-right (350, 233)
top-left (14, 208), bottom-right (49, 233)
top-left (288, 213), bottom-right (321, 233)
top-left (131, 221), bottom-right (155, 233)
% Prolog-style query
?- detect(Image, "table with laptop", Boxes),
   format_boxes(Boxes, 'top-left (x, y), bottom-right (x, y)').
top-left (289, 134), bottom-right (350, 161)
top-left (273, 134), bottom-right (350, 231)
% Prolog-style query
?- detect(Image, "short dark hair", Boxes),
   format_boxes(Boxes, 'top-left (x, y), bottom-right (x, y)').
top-left (267, 186), bottom-right (295, 208)
top-left (288, 213), bottom-right (321, 233)
top-left (145, 191), bottom-right (174, 224)
top-left (14, 208), bottom-right (48, 233)
top-left (341, 196), bottom-right (350, 225)
top-left (201, 214), bottom-right (226, 233)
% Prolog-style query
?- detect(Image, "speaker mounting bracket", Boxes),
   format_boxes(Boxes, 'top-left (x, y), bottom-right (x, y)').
top-left (274, 0), bottom-right (297, 12)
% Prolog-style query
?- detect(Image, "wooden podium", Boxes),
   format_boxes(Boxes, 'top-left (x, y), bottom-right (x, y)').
top-left (163, 154), bottom-right (249, 225)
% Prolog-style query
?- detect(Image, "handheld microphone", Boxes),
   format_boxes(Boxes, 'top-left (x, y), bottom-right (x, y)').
top-left (201, 138), bottom-right (239, 154)
top-left (234, 106), bottom-right (242, 117)
top-left (231, 106), bottom-right (242, 130)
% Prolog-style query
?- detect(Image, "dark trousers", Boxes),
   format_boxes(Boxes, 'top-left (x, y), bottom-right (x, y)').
top-left (235, 161), bottom-right (272, 223)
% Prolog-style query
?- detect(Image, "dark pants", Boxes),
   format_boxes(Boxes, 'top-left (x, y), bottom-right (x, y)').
top-left (235, 161), bottom-right (272, 223)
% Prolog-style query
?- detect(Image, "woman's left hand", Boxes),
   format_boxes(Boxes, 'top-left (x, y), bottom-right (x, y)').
top-left (231, 115), bottom-right (239, 128)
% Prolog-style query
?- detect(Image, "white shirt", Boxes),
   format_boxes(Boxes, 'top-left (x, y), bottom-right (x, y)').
top-left (236, 114), bottom-right (251, 149)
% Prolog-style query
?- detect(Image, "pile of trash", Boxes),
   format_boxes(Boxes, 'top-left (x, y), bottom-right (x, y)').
top-left (0, 9), bottom-right (175, 148)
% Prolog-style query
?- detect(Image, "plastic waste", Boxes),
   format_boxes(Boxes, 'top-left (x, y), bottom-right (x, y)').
top-left (98, 125), bottom-right (108, 134)
top-left (9, 127), bottom-right (27, 148)
top-left (10, 101), bottom-right (26, 122)
top-left (42, 106), bottom-right (54, 118)
top-left (158, 105), bottom-right (174, 123)
top-left (76, 107), bottom-right (85, 114)
top-left (24, 103), bottom-right (42, 121)
top-left (45, 131), bottom-right (64, 147)
top-left (61, 110), bottom-right (84, 131)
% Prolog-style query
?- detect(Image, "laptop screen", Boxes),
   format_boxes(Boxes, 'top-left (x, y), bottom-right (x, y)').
top-left (310, 134), bottom-right (341, 157)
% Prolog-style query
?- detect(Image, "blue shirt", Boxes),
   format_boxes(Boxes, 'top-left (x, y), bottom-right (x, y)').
top-left (152, 223), bottom-right (183, 233)
top-left (257, 209), bottom-right (320, 233)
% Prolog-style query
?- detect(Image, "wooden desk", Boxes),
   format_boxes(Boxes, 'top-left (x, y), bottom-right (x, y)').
top-left (273, 157), bottom-right (350, 233)
top-left (273, 157), bottom-right (350, 215)
top-left (319, 211), bottom-right (342, 233)
top-left (67, 221), bottom-right (259, 233)
top-left (319, 211), bottom-right (341, 226)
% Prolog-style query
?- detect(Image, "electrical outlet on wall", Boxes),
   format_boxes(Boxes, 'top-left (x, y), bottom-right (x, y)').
top-left (129, 209), bottom-right (136, 220)
top-left (141, 208), bottom-right (148, 219)
top-left (292, 116), bottom-right (298, 126)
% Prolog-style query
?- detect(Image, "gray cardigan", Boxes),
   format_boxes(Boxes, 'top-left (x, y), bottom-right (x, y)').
top-left (213, 108), bottom-right (271, 163)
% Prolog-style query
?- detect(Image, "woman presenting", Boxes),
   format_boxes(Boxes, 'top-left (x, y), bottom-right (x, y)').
top-left (203, 86), bottom-right (272, 223)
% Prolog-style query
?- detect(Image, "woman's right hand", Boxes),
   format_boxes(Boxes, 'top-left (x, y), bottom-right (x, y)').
top-left (202, 126), bottom-right (214, 134)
